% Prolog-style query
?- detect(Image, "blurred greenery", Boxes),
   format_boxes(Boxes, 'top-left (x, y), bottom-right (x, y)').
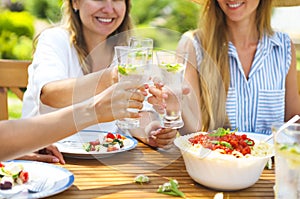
top-left (8, 90), bottom-right (23, 120)
top-left (24, 0), bottom-right (63, 23)
top-left (1, 0), bottom-right (299, 119)
top-left (0, 10), bottom-right (34, 59)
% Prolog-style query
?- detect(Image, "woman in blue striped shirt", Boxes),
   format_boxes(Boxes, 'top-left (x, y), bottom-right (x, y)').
top-left (176, 0), bottom-right (300, 134)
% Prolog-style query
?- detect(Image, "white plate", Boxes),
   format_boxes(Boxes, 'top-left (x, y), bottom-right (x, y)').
top-left (0, 160), bottom-right (74, 199)
top-left (56, 130), bottom-right (138, 159)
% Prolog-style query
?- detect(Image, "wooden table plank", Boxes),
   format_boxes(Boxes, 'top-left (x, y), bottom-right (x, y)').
top-left (48, 142), bottom-right (275, 198)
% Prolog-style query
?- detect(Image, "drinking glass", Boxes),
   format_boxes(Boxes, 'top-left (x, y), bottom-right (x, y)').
top-left (129, 37), bottom-right (153, 78)
top-left (129, 37), bottom-right (154, 112)
top-left (129, 37), bottom-right (153, 50)
top-left (114, 46), bottom-right (151, 130)
top-left (272, 123), bottom-right (300, 199)
top-left (155, 50), bottom-right (187, 129)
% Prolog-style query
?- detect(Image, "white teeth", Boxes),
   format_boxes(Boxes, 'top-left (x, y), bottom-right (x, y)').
top-left (228, 2), bottom-right (243, 8)
top-left (97, 18), bottom-right (113, 23)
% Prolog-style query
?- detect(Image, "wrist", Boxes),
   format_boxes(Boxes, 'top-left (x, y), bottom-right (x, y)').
top-left (72, 98), bottom-right (98, 130)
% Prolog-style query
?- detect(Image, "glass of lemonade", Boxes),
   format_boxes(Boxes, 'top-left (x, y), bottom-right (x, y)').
top-left (114, 46), bottom-right (151, 130)
top-left (155, 50), bottom-right (187, 129)
top-left (272, 122), bottom-right (300, 199)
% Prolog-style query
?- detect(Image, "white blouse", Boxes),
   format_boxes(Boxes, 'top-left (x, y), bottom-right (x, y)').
top-left (22, 27), bottom-right (117, 132)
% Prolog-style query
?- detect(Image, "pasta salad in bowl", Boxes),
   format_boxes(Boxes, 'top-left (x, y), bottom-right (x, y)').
top-left (174, 128), bottom-right (274, 191)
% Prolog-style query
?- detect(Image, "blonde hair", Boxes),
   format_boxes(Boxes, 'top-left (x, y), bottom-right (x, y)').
top-left (196, 0), bottom-right (274, 131)
top-left (34, 0), bottom-right (133, 74)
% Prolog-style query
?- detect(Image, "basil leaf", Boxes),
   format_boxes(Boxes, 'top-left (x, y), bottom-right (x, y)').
top-left (209, 128), bottom-right (232, 137)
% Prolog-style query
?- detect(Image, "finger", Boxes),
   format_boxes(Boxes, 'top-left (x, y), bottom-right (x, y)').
top-left (129, 91), bottom-right (145, 102)
top-left (117, 80), bottom-right (141, 91)
top-left (126, 111), bottom-right (141, 119)
top-left (45, 145), bottom-right (65, 164)
top-left (182, 87), bottom-right (190, 95)
top-left (34, 154), bottom-right (61, 163)
top-left (155, 137), bottom-right (175, 148)
top-left (152, 77), bottom-right (164, 88)
top-left (17, 154), bottom-right (60, 163)
top-left (152, 129), bottom-right (177, 139)
top-left (147, 96), bottom-right (166, 108)
top-left (148, 86), bottom-right (167, 99)
top-left (128, 100), bottom-right (143, 110)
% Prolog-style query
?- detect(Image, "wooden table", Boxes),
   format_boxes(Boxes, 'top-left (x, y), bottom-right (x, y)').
top-left (49, 142), bottom-right (275, 199)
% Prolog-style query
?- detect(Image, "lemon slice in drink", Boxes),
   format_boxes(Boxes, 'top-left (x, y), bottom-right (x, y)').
top-left (277, 144), bottom-right (300, 169)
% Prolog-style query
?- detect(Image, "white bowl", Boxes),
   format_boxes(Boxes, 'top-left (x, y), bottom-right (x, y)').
top-left (174, 132), bottom-right (274, 191)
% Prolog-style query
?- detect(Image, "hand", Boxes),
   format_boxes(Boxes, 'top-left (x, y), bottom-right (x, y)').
top-left (16, 145), bottom-right (65, 164)
top-left (145, 121), bottom-right (178, 149)
top-left (147, 82), bottom-right (190, 114)
top-left (91, 81), bottom-right (146, 123)
top-left (147, 82), bottom-right (167, 114)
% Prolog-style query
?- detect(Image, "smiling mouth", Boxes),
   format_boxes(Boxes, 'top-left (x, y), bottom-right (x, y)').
top-left (227, 2), bottom-right (244, 8)
top-left (96, 17), bottom-right (113, 23)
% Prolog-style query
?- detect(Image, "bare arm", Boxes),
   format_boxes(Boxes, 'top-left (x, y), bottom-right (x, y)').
top-left (0, 82), bottom-right (144, 161)
top-left (40, 67), bottom-right (118, 108)
top-left (285, 42), bottom-right (300, 121)
top-left (177, 34), bottom-right (202, 134)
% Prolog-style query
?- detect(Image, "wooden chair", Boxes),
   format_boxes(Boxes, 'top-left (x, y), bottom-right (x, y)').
top-left (0, 59), bottom-right (31, 120)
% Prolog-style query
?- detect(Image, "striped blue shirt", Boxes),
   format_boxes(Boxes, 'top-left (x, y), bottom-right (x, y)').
top-left (187, 31), bottom-right (292, 135)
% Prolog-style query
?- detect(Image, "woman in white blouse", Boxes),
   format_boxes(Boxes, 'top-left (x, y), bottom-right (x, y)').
top-left (21, 0), bottom-right (177, 163)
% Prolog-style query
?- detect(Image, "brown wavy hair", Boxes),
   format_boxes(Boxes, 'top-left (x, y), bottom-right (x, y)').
top-left (196, 0), bottom-right (274, 131)
top-left (33, 0), bottom-right (133, 74)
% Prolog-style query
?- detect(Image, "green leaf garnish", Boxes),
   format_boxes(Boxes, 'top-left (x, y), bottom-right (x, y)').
top-left (245, 139), bottom-right (254, 145)
top-left (82, 143), bottom-right (92, 152)
top-left (208, 128), bottom-right (233, 137)
top-left (134, 174), bottom-right (150, 184)
top-left (210, 140), bottom-right (233, 149)
top-left (157, 179), bottom-right (185, 198)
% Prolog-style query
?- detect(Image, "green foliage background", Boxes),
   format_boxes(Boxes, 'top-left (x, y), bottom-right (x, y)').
top-left (1, 0), bottom-right (299, 119)
top-left (0, 11), bottom-right (34, 59)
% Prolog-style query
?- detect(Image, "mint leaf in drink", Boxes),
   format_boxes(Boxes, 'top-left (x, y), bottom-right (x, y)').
top-left (118, 65), bottom-right (128, 75)
top-left (160, 63), bottom-right (183, 72)
top-left (118, 65), bottom-right (137, 76)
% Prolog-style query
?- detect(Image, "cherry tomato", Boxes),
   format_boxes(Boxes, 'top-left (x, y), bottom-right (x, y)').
top-left (106, 133), bottom-right (115, 140)
top-left (19, 171), bottom-right (29, 183)
top-left (116, 134), bottom-right (122, 139)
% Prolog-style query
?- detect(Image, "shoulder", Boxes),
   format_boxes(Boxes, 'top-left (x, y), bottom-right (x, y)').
top-left (179, 30), bottom-right (201, 50)
top-left (38, 27), bottom-right (70, 44)
top-left (269, 31), bottom-right (292, 48)
top-left (267, 31), bottom-right (293, 72)
top-left (272, 31), bottom-right (291, 40)
top-left (180, 30), bottom-right (199, 43)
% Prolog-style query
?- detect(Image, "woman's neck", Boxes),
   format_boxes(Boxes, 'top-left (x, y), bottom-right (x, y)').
top-left (227, 18), bottom-right (259, 48)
